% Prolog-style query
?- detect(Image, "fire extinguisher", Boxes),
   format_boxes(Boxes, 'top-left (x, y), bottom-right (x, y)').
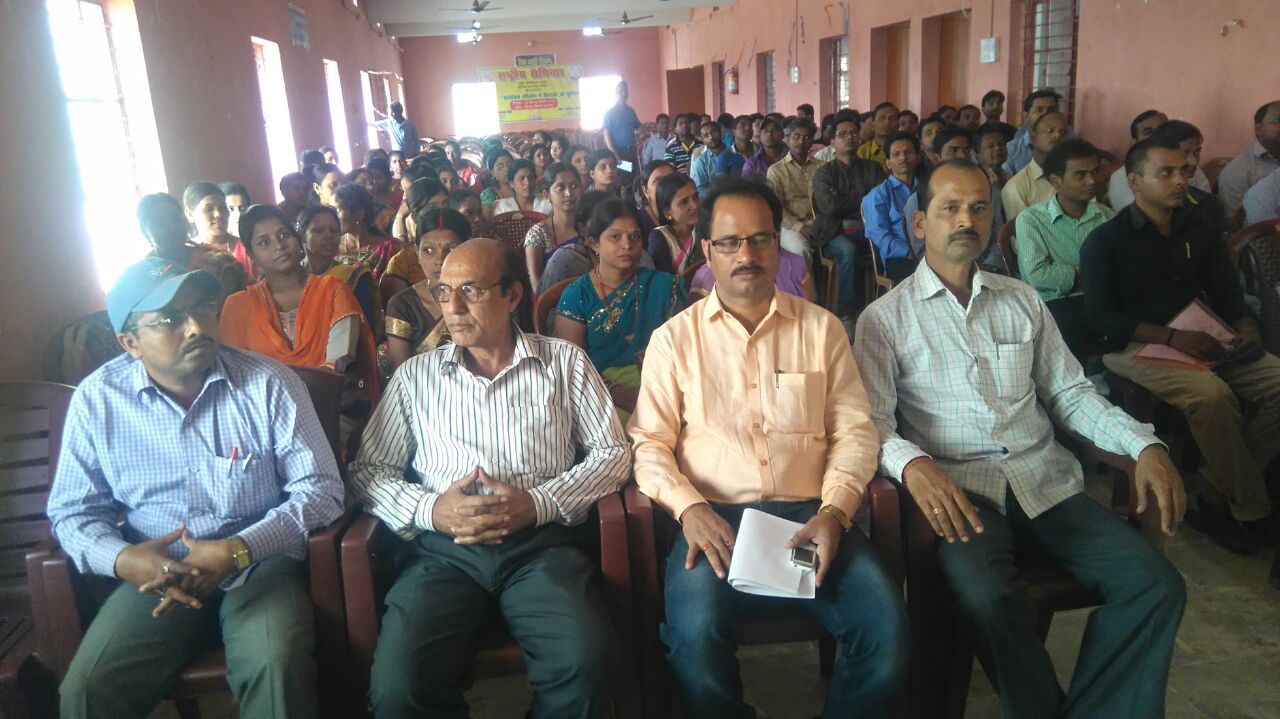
top-left (726, 66), bottom-right (739, 95)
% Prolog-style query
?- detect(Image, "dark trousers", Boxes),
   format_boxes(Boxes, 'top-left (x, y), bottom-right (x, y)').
top-left (368, 525), bottom-right (618, 719)
top-left (885, 258), bottom-right (916, 284)
top-left (938, 491), bottom-right (1186, 719)
top-left (661, 501), bottom-right (910, 719)
top-left (1046, 295), bottom-right (1094, 361)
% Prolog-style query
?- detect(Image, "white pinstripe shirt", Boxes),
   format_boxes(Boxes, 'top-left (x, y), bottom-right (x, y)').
top-left (853, 262), bottom-right (1161, 518)
top-left (349, 330), bottom-right (631, 539)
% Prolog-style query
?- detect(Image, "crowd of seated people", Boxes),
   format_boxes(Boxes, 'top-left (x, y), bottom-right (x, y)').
top-left (38, 81), bottom-right (1280, 719)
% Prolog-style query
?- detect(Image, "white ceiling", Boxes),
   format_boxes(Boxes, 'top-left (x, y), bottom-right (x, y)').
top-left (367, 0), bottom-right (731, 38)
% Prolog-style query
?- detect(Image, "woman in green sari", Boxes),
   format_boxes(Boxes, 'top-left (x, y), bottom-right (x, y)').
top-left (555, 198), bottom-right (686, 418)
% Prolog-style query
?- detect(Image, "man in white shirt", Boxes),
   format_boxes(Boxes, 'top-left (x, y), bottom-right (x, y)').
top-left (1243, 166), bottom-right (1280, 225)
top-left (1109, 111), bottom-right (1211, 210)
top-left (1218, 100), bottom-right (1280, 220)
top-left (1002, 111), bottom-right (1067, 220)
top-left (640, 113), bottom-right (672, 169)
top-left (854, 158), bottom-right (1186, 719)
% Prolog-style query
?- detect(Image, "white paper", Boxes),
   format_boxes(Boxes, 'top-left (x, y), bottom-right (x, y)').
top-left (727, 508), bottom-right (816, 599)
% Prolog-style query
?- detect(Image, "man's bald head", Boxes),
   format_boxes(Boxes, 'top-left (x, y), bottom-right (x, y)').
top-left (438, 238), bottom-right (526, 350)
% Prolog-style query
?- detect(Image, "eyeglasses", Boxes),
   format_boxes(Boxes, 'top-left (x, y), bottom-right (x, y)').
top-left (130, 300), bottom-right (221, 332)
top-left (430, 280), bottom-right (504, 304)
top-left (707, 233), bottom-right (778, 254)
top-left (834, 130), bottom-right (858, 139)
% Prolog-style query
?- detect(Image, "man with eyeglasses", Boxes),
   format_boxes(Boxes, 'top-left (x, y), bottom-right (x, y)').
top-left (350, 238), bottom-right (631, 718)
top-left (629, 176), bottom-right (910, 718)
top-left (47, 257), bottom-right (345, 719)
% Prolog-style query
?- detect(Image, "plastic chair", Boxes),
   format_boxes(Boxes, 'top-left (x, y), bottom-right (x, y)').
top-left (533, 276), bottom-right (577, 336)
top-left (865, 236), bottom-right (896, 303)
top-left (486, 211), bottom-right (547, 255)
top-left (997, 220), bottom-right (1018, 280)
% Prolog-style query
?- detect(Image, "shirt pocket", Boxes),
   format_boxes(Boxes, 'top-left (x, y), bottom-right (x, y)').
top-left (203, 451), bottom-right (279, 520)
top-left (992, 342), bottom-right (1035, 402)
top-left (765, 371), bottom-right (826, 435)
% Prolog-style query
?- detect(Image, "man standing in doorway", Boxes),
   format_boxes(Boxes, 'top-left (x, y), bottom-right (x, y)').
top-left (375, 101), bottom-right (420, 158)
top-left (603, 80), bottom-right (642, 166)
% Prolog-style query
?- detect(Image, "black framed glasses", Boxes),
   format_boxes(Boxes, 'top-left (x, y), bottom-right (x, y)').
top-left (430, 280), bottom-right (503, 304)
top-left (130, 300), bottom-right (221, 332)
top-left (707, 233), bottom-right (778, 255)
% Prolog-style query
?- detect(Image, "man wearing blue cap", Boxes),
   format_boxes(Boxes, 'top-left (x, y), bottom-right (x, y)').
top-left (46, 257), bottom-right (345, 719)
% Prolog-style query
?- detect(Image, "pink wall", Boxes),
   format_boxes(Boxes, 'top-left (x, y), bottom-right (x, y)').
top-left (398, 28), bottom-right (664, 138)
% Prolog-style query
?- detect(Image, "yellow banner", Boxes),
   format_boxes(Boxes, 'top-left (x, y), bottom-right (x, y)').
top-left (480, 65), bottom-right (582, 123)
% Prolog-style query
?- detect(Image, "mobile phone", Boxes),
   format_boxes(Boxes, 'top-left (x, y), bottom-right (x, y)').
top-left (617, 160), bottom-right (633, 173)
top-left (790, 543), bottom-right (817, 570)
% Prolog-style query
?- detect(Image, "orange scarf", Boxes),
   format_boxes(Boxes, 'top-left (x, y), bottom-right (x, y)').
top-left (220, 275), bottom-right (381, 403)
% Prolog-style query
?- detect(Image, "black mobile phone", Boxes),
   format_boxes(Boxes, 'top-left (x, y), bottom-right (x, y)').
top-left (791, 544), bottom-right (817, 569)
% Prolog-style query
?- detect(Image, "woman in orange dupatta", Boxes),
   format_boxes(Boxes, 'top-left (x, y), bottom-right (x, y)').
top-left (220, 205), bottom-right (381, 410)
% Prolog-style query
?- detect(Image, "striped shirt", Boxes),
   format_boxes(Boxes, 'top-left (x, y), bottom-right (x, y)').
top-left (348, 330), bottom-right (631, 539)
top-left (852, 261), bottom-right (1162, 518)
top-left (1014, 196), bottom-right (1114, 302)
top-left (47, 347), bottom-right (344, 583)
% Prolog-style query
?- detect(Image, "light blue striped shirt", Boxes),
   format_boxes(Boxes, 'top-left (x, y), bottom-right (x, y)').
top-left (47, 347), bottom-right (344, 583)
top-left (349, 330), bottom-right (631, 540)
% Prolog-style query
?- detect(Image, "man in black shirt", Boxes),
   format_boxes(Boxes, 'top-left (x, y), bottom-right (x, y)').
top-left (1082, 138), bottom-right (1280, 559)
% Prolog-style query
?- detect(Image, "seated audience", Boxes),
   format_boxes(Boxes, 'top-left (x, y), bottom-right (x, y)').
top-left (742, 116), bottom-right (788, 181)
top-left (492, 159), bottom-right (553, 215)
top-left (569, 144), bottom-right (591, 178)
top-left (636, 160), bottom-right (675, 238)
top-left (586, 148), bottom-right (621, 197)
top-left (861, 132), bottom-right (922, 282)
top-left (691, 120), bottom-right (729, 196)
top-left (1243, 166), bottom-right (1280, 225)
top-left (448, 187), bottom-right (485, 234)
top-left (977, 89), bottom-right (1018, 143)
top-left (812, 109), bottom-right (887, 321)
top-left (221, 204), bottom-right (381, 407)
top-left (349, 238), bottom-right (631, 718)
top-left (1150, 120), bottom-right (1231, 239)
top-left (854, 158), bottom-right (1186, 719)
top-left (725, 115), bottom-right (755, 168)
top-left (185, 181), bottom-right (254, 281)
top-left (549, 134), bottom-right (571, 165)
top-left (392, 173), bottom-right (447, 244)
top-left (935, 104), bottom-right (959, 125)
top-left (525, 163), bottom-right (583, 292)
top-left (321, 145), bottom-right (339, 167)
top-left (310, 162), bottom-right (343, 208)
top-left (898, 109), bottom-right (919, 136)
top-left (647, 172), bottom-right (703, 275)
top-left (906, 128), bottom-right (1008, 273)
top-left (956, 104), bottom-right (982, 132)
top-left (443, 139), bottom-right (479, 189)
top-left (388, 150), bottom-right (407, 185)
top-left (529, 143), bottom-right (552, 191)
top-left (1004, 89), bottom-right (1064, 175)
top-left (276, 172), bottom-right (310, 227)
top-left (664, 113), bottom-right (702, 175)
top-left (47, 257), bottom-right (344, 719)
top-left (540, 190), bottom-right (614, 294)
top-left (1083, 138), bottom-right (1280, 558)
top-left (629, 176), bottom-right (910, 718)
top-left (334, 183), bottom-right (403, 281)
top-left (918, 115), bottom-right (947, 167)
top-left (138, 193), bottom-right (246, 299)
top-left (368, 158), bottom-right (400, 232)
top-left (1002, 110), bottom-right (1067, 220)
top-left (385, 208), bottom-right (470, 373)
top-left (384, 179), bottom-right (449, 301)
top-left (478, 148), bottom-right (514, 216)
top-left (299, 148), bottom-right (325, 172)
top-left (1218, 100), bottom-right (1280, 220)
top-left (975, 126), bottom-right (1011, 189)
top-left (641, 113), bottom-right (673, 168)
top-left (555, 199), bottom-right (685, 417)
top-left (1015, 139), bottom-right (1114, 356)
top-left (300, 204), bottom-right (382, 340)
top-left (857, 102), bottom-right (898, 171)
top-left (218, 182), bottom-right (250, 239)
top-left (688, 247), bottom-right (815, 303)
top-left (766, 117), bottom-right (820, 258)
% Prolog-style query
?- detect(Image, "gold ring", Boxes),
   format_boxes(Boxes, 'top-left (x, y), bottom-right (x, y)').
top-left (932, 507), bottom-right (944, 516)
top-left (700, 543), bottom-right (709, 551)
top-left (162, 562), bottom-right (172, 574)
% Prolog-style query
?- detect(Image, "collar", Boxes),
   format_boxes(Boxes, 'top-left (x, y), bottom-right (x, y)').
top-left (1047, 195), bottom-right (1104, 224)
top-left (1124, 202), bottom-right (1191, 233)
top-left (1252, 140), bottom-right (1277, 161)
top-left (886, 175), bottom-right (916, 192)
top-left (131, 349), bottom-right (233, 399)
top-left (911, 258), bottom-right (996, 302)
top-left (704, 285), bottom-right (795, 324)
top-left (783, 152), bottom-right (813, 167)
top-left (439, 326), bottom-right (552, 378)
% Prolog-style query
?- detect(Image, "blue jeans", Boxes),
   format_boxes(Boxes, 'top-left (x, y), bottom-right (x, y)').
top-left (824, 235), bottom-right (859, 317)
top-left (661, 501), bottom-right (909, 719)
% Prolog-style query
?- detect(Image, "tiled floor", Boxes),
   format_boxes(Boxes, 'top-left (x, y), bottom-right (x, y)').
top-left (156, 473), bottom-right (1280, 719)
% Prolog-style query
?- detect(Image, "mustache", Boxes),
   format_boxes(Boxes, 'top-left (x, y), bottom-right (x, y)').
top-left (732, 264), bottom-right (765, 276)
top-left (181, 337), bottom-right (214, 354)
top-left (948, 229), bottom-right (981, 244)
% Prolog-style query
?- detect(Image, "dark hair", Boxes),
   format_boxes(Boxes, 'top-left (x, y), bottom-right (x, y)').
top-left (586, 148), bottom-right (617, 174)
top-left (717, 112), bottom-right (735, 127)
top-left (528, 143), bottom-right (550, 162)
top-left (483, 147), bottom-right (512, 172)
top-left (975, 125), bottom-right (1007, 146)
top-left (364, 148), bottom-right (389, 166)
top-left (698, 120), bottom-right (722, 136)
top-left (1023, 89), bottom-right (1062, 113)
top-left (1124, 136), bottom-right (1184, 177)
top-left (655, 113), bottom-right (670, 123)
top-left (1042, 138), bottom-right (1098, 180)
top-left (574, 190), bottom-right (614, 236)
top-left (309, 163), bottom-right (342, 185)
top-left (237, 204), bottom-right (293, 254)
top-left (936, 104), bottom-right (957, 116)
top-left (296, 204), bottom-right (340, 236)
top-left (182, 182), bottom-right (224, 211)
top-left (278, 172), bottom-right (306, 195)
top-left (634, 160), bottom-right (673, 206)
top-left (958, 104), bottom-right (979, 116)
top-left (1150, 119), bottom-right (1203, 146)
top-left (696, 176), bottom-right (783, 241)
top-left (508, 159), bottom-right (536, 183)
top-left (333, 183), bottom-right (378, 230)
top-left (137, 193), bottom-right (183, 234)
top-left (388, 150), bottom-right (405, 162)
top-left (414, 206), bottom-right (472, 244)
top-left (785, 117), bottom-right (817, 135)
top-left (759, 117), bottom-right (783, 133)
top-left (345, 167), bottom-right (371, 184)
top-left (1254, 101), bottom-right (1280, 125)
top-left (319, 145), bottom-right (335, 155)
top-left (549, 134), bottom-right (570, 153)
top-left (435, 163), bottom-right (460, 179)
top-left (1030, 110), bottom-right (1065, 134)
top-left (796, 103), bottom-right (815, 116)
top-left (1129, 109), bottom-right (1164, 139)
top-left (299, 149), bottom-right (325, 169)
top-left (486, 241), bottom-right (533, 332)
top-left (918, 158), bottom-right (988, 212)
top-left (932, 126), bottom-right (973, 156)
top-left (544, 161), bottom-right (579, 188)
top-left (405, 178), bottom-right (448, 215)
top-left (981, 89), bottom-right (1005, 106)
top-left (918, 115), bottom-right (946, 139)
top-left (833, 109), bottom-right (860, 128)
top-left (448, 188), bottom-right (479, 210)
top-left (444, 139), bottom-right (461, 153)
top-left (734, 114), bottom-right (752, 129)
top-left (898, 109), bottom-right (919, 123)
top-left (568, 144), bottom-right (590, 159)
top-left (389, 101), bottom-right (403, 114)
top-left (403, 162), bottom-right (434, 185)
top-left (873, 101), bottom-right (898, 116)
top-left (218, 182), bottom-right (250, 202)
top-left (654, 172), bottom-right (697, 224)
top-left (366, 157), bottom-right (392, 178)
top-left (886, 131), bottom-right (921, 155)
top-left (585, 198), bottom-right (641, 243)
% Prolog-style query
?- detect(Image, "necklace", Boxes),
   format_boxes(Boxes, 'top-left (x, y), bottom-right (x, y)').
top-left (592, 268), bottom-right (640, 343)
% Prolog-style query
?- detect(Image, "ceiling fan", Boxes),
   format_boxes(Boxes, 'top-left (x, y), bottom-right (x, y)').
top-left (445, 0), bottom-right (503, 14)
top-left (448, 19), bottom-right (501, 32)
top-left (598, 10), bottom-right (654, 25)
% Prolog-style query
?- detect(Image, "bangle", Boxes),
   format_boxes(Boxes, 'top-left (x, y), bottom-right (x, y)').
top-left (902, 456), bottom-right (931, 481)
top-left (1166, 328), bottom-right (1176, 345)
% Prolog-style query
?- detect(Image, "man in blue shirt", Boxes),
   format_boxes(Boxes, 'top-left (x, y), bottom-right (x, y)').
top-left (862, 132), bottom-right (922, 282)
top-left (48, 258), bottom-right (345, 719)
top-left (375, 101), bottom-right (420, 158)
top-left (691, 119), bottom-right (730, 196)
top-left (602, 80), bottom-right (641, 166)
top-left (1004, 89), bottom-right (1063, 175)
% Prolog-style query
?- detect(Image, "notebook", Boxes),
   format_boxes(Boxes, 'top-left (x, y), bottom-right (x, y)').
top-left (726, 508), bottom-right (816, 599)
top-left (1133, 299), bottom-right (1240, 370)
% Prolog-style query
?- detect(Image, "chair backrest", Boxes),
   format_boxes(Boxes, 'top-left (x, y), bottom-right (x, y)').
top-left (41, 311), bottom-right (124, 386)
top-left (997, 220), bottom-right (1018, 280)
top-left (1201, 156), bottom-right (1232, 194)
top-left (1237, 227), bottom-right (1280, 355)
top-left (534, 276), bottom-right (577, 336)
top-left (288, 367), bottom-right (344, 465)
top-left (0, 382), bottom-right (75, 597)
top-left (1227, 218), bottom-right (1280, 268)
top-left (487, 211), bottom-right (547, 254)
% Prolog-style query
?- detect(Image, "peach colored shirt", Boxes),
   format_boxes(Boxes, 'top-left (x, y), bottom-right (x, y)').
top-left (628, 287), bottom-right (880, 521)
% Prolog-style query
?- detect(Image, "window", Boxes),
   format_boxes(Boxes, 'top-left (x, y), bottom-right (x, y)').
top-left (46, 0), bottom-right (166, 289)
top-left (712, 61), bottom-right (726, 116)
top-left (323, 60), bottom-right (352, 171)
top-left (830, 36), bottom-right (849, 111)
top-left (451, 82), bottom-right (500, 137)
top-left (1022, 0), bottom-right (1079, 122)
top-left (757, 51), bottom-right (776, 114)
top-left (578, 74), bottom-right (622, 131)
top-left (250, 37), bottom-right (296, 200)
top-left (361, 70), bottom-right (379, 149)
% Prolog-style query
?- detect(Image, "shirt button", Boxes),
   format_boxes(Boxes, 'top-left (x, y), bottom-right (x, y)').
top-left (750, 383), bottom-right (758, 389)
top-left (752, 422), bottom-right (760, 430)
top-left (189, 466), bottom-right (199, 474)
top-left (759, 459), bottom-right (768, 466)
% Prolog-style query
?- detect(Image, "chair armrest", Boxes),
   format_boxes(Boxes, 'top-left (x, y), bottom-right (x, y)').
top-left (1059, 430), bottom-right (1163, 545)
top-left (621, 484), bottom-right (659, 609)
top-left (24, 539), bottom-right (82, 682)
top-left (340, 513), bottom-right (395, 677)
top-left (595, 492), bottom-right (630, 614)
top-left (308, 506), bottom-right (357, 683)
top-left (866, 477), bottom-right (905, 588)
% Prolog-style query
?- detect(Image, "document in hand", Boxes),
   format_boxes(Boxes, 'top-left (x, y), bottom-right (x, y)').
top-left (1133, 299), bottom-right (1238, 370)
top-left (727, 508), bottom-right (816, 599)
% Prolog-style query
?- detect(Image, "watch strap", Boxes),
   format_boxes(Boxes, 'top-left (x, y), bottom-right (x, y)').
top-left (818, 504), bottom-right (852, 532)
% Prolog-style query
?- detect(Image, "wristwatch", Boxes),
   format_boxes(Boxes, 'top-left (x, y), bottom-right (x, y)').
top-left (818, 505), bottom-right (852, 533)
top-left (228, 535), bottom-right (252, 571)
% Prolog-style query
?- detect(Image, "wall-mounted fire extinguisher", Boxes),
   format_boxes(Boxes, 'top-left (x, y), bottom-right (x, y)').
top-left (726, 66), bottom-right (739, 94)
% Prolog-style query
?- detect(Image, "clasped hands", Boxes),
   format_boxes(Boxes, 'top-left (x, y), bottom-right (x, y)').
top-left (114, 525), bottom-right (239, 618)
top-left (431, 467), bottom-right (537, 545)
top-left (679, 503), bottom-right (846, 588)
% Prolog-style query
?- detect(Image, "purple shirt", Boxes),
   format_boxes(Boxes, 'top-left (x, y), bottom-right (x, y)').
top-left (692, 249), bottom-right (809, 300)
top-left (742, 148), bottom-right (783, 181)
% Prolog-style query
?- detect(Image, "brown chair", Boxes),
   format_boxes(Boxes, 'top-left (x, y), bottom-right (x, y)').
top-left (533, 275), bottom-right (578, 335)
top-left (486, 210), bottom-right (547, 255)
top-left (24, 367), bottom-right (355, 718)
top-left (1236, 221), bottom-right (1280, 355)
top-left (624, 479), bottom-right (905, 719)
top-left (340, 492), bottom-right (641, 719)
top-left (901, 432), bottom-right (1165, 719)
top-left (997, 220), bottom-right (1018, 280)
top-left (1227, 217), bottom-right (1280, 267)
top-left (865, 235), bottom-right (896, 302)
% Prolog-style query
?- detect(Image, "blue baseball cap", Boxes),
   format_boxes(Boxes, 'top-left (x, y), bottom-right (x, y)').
top-left (106, 258), bottom-right (222, 334)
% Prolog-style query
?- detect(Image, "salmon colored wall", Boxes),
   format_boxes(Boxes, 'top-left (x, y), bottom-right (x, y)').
top-left (398, 28), bottom-right (664, 138)
top-left (0, 2), bottom-right (102, 381)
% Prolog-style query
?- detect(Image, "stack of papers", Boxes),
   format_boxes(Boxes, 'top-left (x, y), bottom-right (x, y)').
top-left (1134, 299), bottom-right (1238, 370)
top-left (727, 508), bottom-right (816, 599)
